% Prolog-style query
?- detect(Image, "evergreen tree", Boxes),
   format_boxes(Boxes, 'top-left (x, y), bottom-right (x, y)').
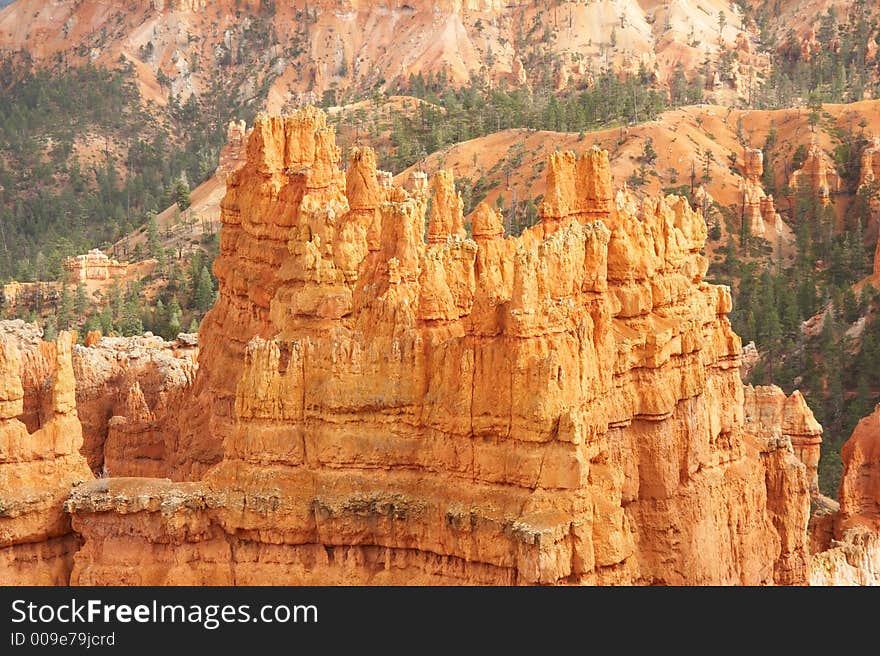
top-left (152, 298), bottom-right (167, 336)
top-left (848, 374), bottom-right (874, 435)
top-left (174, 179), bottom-right (191, 211)
top-left (84, 312), bottom-right (102, 335)
top-left (43, 314), bottom-right (58, 342)
top-left (194, 266), bottom-right (215, 312)
top-left (146, 212), bottom-right (163, 260)
top-left (99, 305), bottom-right (114, 336)
top-left (167, 296), bottom-right (183, 337)
top-left (74, 282), bottom-right (89, 317)
top-left (842, 286), bottom-right (859, 324)
top-left (57, 285), bottom-right (74, 330)
top-left (119, 298), bottom-right (143, 336)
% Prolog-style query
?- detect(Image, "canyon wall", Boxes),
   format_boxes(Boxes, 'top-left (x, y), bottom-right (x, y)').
top-left (810, 404), bottom-right (880, 585)
top-left (66, 107), bottom-right (817, 585)
top-left (0, 0), bottom-right (763, 105)
top-left (73, 334), bottom-right (197, 478)
top-left (0, 332), bottom-right (92, 585)
top-left (744, 385), bottom-right (823, 496)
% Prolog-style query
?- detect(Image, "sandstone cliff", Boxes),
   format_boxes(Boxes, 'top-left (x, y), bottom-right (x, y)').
top-left (73, 333), bottom-right (197, 478)
top-left (217, 120), bottom-right (250, 182)
top-left (789, 142), bottom-right (841, 205)
top-left (0, 332), bottom-right (92, 585)
top-left (739, 148), bottom-right (782, 239)
top-left (810, 404), bottom-right (880, 585)
top-left (744, 385), bottom-right (823, 496)
top-left (66, 107), bottom-right (816, 585)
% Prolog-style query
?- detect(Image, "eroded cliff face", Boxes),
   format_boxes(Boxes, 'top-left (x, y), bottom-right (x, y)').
top-left (73, 334), bottom-right (197, 479)
top-left (789, 142), bottom-right (841, 205)
top-left (810, 404), bottom-right (880, 585)
top-left (744, 385), bottom-right (823, 496)
top-left (65, 107), bottom-right (817, 585)
top-left (739, 148), bottom-right (782, 239)
top-left (0, 0), bottom-right (762, 106)
top-left (0, 332), bottom-right (93, 585)
top-left (0, 323), bottom-right (199, 481)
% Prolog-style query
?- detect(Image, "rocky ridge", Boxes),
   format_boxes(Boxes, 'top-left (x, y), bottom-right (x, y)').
top-left (0, 0), bottom-right (764, 108)
top-left (68, 107), bottom-right (816, 585)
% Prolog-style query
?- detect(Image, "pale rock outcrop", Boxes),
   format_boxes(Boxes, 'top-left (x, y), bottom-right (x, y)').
top-left (858, 136), bottom-right (880, 191)
top-left (64, 249), bottom-right (127, 284)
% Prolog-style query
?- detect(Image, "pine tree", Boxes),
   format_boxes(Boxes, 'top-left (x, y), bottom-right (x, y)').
top-left (152, 298), bottom-right (167, 336)
top-left (842, 286), bottom-right (859, 324)
top-left (174, 179), bottom-right (191, 211)
top-left (847, 374), bottom-right (874, 434)
top-left (860, 282), bottom-right (876, 313)
top-left (43, 314), bottom-right (58, 342)
top-left (84, 313), bottom-right (101, 335)
top-left (781, 292), bottom-right (800, 338)
top-left (119, 298), bottom-right (143, 337)
top-left (194, 266), bottom-right (215, 312)
top-left (57, 285), bottom-right (74, 330)
top-left (74, 282), bottom-right (89, 317)
top-left (99, 306), bottom-right (114, 336)
top-left (146, 212), bottom-right (163, 260)
top-left (167, 296), bottom-right (183, 337)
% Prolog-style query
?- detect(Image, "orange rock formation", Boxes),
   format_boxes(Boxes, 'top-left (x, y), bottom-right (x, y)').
top-left (65, 107), bottom-right (817, 585)
top-left (4, 107), bottom-right (880, 586)
top-left (0, 332), bottom-right (92, 584)
top-left (744, 386), bottom-right (823, 496)
top-left (217, 120), bottom-right (250, 181)
top-left (810, 404), bottom-right (880, 585)
top-left (839, 406), bottom-right (880, 528)
top-left (72, 333), bottom-right (198, 478)
top-left (789, 142), bottom-right (841, 205)
top-left (739, 147), bottom-right (782, 239)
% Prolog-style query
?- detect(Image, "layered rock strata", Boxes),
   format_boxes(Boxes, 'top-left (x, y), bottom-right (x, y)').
top-left (66, 108), bottom-right (814, 585)
top-left (0, 332), bottom-right (93, 585)
top-left (810, 404), bottom-right (880, 585)
top-left (217, 120), bottom-right (250, 181)
top-left (744, 385), bottom-right (823, 496)
top-left (73, 334), bottom-right (197, 478)
top-left (64, 249), bottom-right (127, 284)
top-left (790, 142), bottom-right (841, 204)
top-left (739, 148), bottom-right (782, 239)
